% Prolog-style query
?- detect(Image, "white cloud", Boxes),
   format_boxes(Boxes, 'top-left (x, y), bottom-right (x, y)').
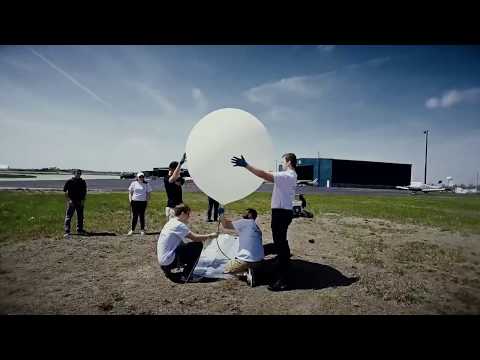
top-left (425, 87), bottom-right (480, 109)
top-left (244, 56), bottom-right (391, 107)
top-left (192, 87), bottom-right (208, 110)
top-left (133, 82), bottom-right (176, 114)
top-left (28, 47), bottom-right (112, 107)
top-left (425, 98), bottom-right (440, 109)
top-left (317, 45), bottom-right (336, 52)
top-left (245, 71), bottom-right (336, 106)
top-left (346, 56), bottom-right (391, 70)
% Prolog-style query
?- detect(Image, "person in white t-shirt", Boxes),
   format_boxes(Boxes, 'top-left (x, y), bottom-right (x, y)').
top-left (231, 153), bottom-right (297, 291)
top-left (127, 172), bottom-right (152, 236)
top-left (218, 208), bottom-right (264, 287)
top-left (157, 204), bottom-right (218, 283)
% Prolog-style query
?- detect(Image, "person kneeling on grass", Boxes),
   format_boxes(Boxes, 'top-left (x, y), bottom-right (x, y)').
top-left (157, 204), bottom-right (218, 283)
top-left (219, 207), bottom-right (264, 287)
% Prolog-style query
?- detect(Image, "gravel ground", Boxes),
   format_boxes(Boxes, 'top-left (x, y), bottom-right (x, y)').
top-left (1, 212), bottom-right (479, 314)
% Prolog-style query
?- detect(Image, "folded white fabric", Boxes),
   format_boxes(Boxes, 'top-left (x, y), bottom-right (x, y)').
top-left (193, 234), bottom-right (239, 279)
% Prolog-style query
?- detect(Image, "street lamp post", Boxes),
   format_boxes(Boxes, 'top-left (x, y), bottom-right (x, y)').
top-left (424, 130), bottom-right (429, 185)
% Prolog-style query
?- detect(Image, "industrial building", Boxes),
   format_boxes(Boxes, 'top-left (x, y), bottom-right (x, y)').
top-left (296, 158), bottom-right (411, 188)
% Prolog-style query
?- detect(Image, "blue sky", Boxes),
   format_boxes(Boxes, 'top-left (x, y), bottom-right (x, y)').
top-left (1, 45), bottom-right (479, 184)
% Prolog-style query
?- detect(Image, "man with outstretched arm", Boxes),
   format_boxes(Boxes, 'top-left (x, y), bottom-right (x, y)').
top-left (231, 153), bottom-right (297, 291)
top-left (164, 153), bottom-right (186, 220)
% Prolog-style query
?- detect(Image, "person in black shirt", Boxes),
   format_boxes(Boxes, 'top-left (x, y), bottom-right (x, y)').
top-left (63, 169), bottom-right (87, 237)
top-left (207, 196), bottom-right (219, 222)
top-left (164, 153), bottom-right (186, 219)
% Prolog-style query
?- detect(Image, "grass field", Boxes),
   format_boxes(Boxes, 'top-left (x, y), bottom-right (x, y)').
top-left (1, 191), bottom-right (479, 243)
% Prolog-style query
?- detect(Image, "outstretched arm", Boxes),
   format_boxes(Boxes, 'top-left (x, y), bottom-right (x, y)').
top-left (218, 208), bottom-right (236, 231)
top-left (220, 217), bottom-right (235, 230)
top-left (168, 153), bottom-right (186, 183)
top-left (231, 155), bottom-right (274, 183)
top-left (186, 231), bottom-right (218, 242)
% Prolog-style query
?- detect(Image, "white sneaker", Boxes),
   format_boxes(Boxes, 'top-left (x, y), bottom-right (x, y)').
top-left (140, 230), bottom-right (145, 236)
top-left (246, 268), bottom-right (255, 288)
top-left (127, 230), bottom-right (134, 236)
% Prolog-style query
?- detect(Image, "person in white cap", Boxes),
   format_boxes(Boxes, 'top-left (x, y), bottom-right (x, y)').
top-left (127, 172), bottom-right (152, 236)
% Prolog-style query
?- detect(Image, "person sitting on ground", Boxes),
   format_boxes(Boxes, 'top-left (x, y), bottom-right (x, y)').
top-left (164, 153), bottom-right (186, 220)
top-left (127, 172), bottom-right (152, 236)
top-left (157, 204), bottom-right (218, 283)
top-left (218, 207), bottom-right (264, 287)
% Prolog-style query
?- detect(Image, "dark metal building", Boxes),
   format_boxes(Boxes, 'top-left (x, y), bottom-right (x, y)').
top-left (296, 158), bottom-right (411, 188)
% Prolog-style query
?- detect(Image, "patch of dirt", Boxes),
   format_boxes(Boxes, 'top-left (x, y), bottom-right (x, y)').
top-left (1, 212), bottom-right (479, 314)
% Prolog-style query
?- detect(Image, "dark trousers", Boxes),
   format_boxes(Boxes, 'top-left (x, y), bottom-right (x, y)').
top-left (207, 197), bottom-right (219, 221)
top-left (271, 208), bottom-right (293, 277)
top-left (64, 200), bottom-right (84, 233)
top-left (161, 242), bottom-right (203, 279)
top-left (131, 200), bottom-right (147, 230)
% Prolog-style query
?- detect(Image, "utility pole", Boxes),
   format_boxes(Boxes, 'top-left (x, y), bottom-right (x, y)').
top-left (423, 130), bottom-right (429, 185)
top-left (317, 151), bottom-right (320, 187)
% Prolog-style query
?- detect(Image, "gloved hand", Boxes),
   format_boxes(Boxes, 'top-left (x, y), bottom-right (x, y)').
top-left (231, 155), bottom-right (248, 167)
top-left (180, 153), bottom-right (187, 165)
top-left (218, 207), bottom-right (225, 218)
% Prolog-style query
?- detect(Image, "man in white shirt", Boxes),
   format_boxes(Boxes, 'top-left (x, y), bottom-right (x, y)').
top-left (157, 204), bottom-right (218, 283)
top-left (218, 208), bottom-right (264, 287)
top-left (231, 153), bottom-right (297, 291)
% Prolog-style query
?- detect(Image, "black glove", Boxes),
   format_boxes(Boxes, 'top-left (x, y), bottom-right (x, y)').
top-left (231, 155), bottom-right (248, 167)
top-left (180, 153), bottom-right (187, 165)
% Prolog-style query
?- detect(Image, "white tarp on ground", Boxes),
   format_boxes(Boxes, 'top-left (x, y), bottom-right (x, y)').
top-left (193, 234), bottom-right (239, 279)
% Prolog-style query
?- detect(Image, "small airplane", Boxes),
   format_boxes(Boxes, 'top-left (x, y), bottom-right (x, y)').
top-left (297, 178), bottom-right (318, 187)
top-left (396, 181), bottom-right (451, 194)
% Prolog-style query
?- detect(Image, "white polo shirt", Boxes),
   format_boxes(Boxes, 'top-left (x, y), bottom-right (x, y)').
top-left (157, 218), bottom-right (191, 266)
top-left (232, 219), bottom-right (264, 262)
top-left (128, 181), bottom-right (152, 201)
top-left (271, 169), bottom-right (297, 210)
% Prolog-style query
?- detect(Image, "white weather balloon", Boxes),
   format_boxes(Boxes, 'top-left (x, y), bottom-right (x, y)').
top-left (186, 108), bottom-right (274, 205)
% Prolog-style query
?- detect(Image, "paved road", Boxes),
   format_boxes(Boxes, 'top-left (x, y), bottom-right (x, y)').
top-left (0, 178), bottom-right (413, 196)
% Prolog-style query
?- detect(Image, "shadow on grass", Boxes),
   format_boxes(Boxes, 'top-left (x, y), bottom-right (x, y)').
top-left (259, 243), bottom-right (359, 291)
top-left (164, 272), bottom-right (221, 284)
top-left (255, 258), bottom-right (359, 291)
top-left (285, 259), bottom-right (359, 290)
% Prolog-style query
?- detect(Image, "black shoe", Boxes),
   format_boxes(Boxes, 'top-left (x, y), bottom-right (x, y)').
top-left (268, 279), bottom-right (289, 292)
top-left (77, 230), bottom-right (88, 236)
top-left (206, 219), bottom-right (213, 223)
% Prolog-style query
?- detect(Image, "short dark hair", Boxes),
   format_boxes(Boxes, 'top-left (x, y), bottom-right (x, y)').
top-left (282, 153), bottom-right (297, 169)
top-left (169, 161), bottom-right (179, 170)
top-left (74, 169), bottom-right (82, 174)
top-left (174, 204), bottom-right (191, 217)
top-left (246, 208), bottom-right (258, 220)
